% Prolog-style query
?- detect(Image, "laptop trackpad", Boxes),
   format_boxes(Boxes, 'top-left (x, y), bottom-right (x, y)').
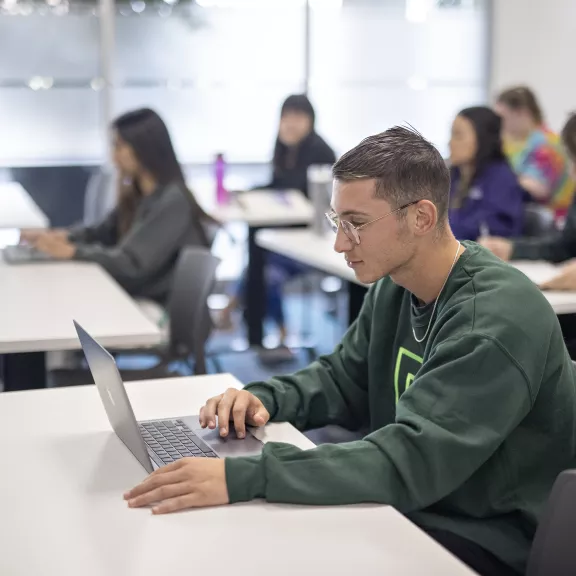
top-left (195, 427), bottom-right (264, 458)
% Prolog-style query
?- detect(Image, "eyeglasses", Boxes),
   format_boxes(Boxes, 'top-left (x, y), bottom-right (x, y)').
top-left (325, 200), bottom-right (420, 245)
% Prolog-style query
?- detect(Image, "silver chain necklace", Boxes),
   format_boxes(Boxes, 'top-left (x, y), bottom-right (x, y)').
top-left (412, 241), bottom-right (461, 343)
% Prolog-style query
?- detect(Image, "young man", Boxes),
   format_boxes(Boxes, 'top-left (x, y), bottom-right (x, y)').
top-left (125, 127), bottom-right (576, 576)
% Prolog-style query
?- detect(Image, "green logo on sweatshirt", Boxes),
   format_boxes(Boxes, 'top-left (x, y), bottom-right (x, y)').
top-left (394, 347), bottom-right (423, 402)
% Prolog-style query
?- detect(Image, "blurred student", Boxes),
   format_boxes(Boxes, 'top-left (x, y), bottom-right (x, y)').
top-left (482, 112), bottom-right (576, 291)
top-left (219, 95), bottom-right (336, 346)
top-left (21, 108), bottom-right (215, 306)
top-left (258, 93), bottom-right (336, 196)
top-left (449, 106), bottom-right (524, 240)
top-left (495, 86), bottom-right (573, 221)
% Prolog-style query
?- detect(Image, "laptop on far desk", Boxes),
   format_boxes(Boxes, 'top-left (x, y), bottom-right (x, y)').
top-left (3, 244), bottom-right (55, 264)
top-left (73, 321), bottom-right (263, 473)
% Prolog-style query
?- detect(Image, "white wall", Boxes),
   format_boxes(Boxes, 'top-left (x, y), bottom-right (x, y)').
top-left (311, 0), bottom-right (488, 157)
top-left (490, 0), bottom-right (576, 132)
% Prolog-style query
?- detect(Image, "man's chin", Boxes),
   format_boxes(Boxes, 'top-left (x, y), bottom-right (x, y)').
top-left (353, 267), bottom-right (385, 285)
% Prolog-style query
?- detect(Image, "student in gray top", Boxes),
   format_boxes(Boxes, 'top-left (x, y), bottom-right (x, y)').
top-left (22, 109), bottom-right (216, 305)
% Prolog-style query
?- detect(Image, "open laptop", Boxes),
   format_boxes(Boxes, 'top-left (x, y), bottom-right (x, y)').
top-left (74, 321), bottom-right (263, 473)
top-left (3, 244), bottom-right (55, 264)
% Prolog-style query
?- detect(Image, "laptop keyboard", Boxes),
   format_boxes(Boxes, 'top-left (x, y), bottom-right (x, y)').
top-left (3, 245), bottom-right (52, 262)
top-left (139, 419), bottom-right (218, 466)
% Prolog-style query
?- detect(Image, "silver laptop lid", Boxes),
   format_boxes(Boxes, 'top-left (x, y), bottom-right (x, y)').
top-left (73, 321), bottom-right (153, 473)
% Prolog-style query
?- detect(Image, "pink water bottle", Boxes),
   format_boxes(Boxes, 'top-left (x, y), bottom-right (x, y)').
top-left (214, 152), bottom-right (228, 205)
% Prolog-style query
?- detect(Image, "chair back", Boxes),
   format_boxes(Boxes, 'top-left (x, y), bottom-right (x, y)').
top-left (167, 247), bottom-right (220, 374)
top-left (522, 204), bottom-right (556, 237)
top-left (526, 469), bottom-right (576, 576)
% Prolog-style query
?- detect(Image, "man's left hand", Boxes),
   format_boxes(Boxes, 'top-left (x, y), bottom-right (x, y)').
top-left (124, 457), bottom-right (229, 514)
top-left (34, 235), bottom-right (76, 259)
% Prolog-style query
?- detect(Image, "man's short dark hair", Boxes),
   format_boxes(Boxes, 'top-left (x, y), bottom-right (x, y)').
top-left (332, 126), bottom-right (450, 226)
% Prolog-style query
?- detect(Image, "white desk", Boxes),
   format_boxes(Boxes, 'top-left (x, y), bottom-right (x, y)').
top-left (203, 188), bottom-right (314, 228)
top-left (0, 258), bottom-right (162, 390)
top-left (256, 228), bottom-right (369, 323)
top-left (0, 374), bottom-right (475, 576)
top-left (257, 229), bottom-right (576, 317)
top-left (257, 227), bottom-right (361, 286)
top-left (202, 188), bottom-right (315, 347)
top-left (0, 181), bottom-right (49, 229)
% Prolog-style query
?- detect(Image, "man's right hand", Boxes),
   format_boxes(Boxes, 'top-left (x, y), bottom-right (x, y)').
top-left (199, 388), bottom-right (270, 439)
top-left (479, 236), bottom-right (513, 261)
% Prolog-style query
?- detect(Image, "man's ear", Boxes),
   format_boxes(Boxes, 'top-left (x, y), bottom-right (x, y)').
top-left (412, 200), bottom-right (438, 236)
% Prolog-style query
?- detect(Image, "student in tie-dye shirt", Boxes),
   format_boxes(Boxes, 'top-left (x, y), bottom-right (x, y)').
top-left (495, 86), bottom-right (574, 223)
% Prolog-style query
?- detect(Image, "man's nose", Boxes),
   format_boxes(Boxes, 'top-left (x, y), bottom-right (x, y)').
top-left (334, 226), bottom-right (353, 253)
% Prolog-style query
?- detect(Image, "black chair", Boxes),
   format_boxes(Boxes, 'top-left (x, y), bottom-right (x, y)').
top-left (164, 246), bottom-right (221, 375)
top-left (114, 246), bottom-right (221, 377)
top-left (51, 247), bottom-right (221, 386)
top-left (522, 204), bottom-right (556, 237)
top-left (526, 469), bottom-right (576, 576)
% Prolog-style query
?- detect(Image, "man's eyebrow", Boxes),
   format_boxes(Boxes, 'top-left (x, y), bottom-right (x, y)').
top-left (329, 208), bottom-right (371, 218)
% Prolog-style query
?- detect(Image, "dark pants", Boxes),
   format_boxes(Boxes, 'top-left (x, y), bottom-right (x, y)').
top-left (424, 529), bottom-right (520, 576)
top-left (235, 252), bottom-right (307, 327)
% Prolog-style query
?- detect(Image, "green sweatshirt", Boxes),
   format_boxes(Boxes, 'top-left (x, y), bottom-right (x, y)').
top-left (225, 241), bottom-right (576, 575)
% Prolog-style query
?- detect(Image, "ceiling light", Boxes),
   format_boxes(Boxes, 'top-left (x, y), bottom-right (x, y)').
top-left (405, 0), bottom-right (434, 23)
top-left (29, 77), bottom-right (45, 91)
top-left (407, 76), bottom-right (428, 91)
top-left (18, 2), bottom-right (34, 15)
top-left (131, 0), bottom-right (146, 13)
top-left (90, 78), bottom-right (105, 91)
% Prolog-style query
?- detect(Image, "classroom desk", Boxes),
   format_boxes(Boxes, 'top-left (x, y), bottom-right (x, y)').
top-left (211, 190), bottom-right (314, 346)
top-left (0, 258), bottom-right (161, 391)
top-left (256, 229), bottom-right (576, 320)
top-left (256, 228), bottom-right (369, 324)
top-left (0, 181), bottom-right (49, 229)
top-left (0, 374), bottom-right (476, 576)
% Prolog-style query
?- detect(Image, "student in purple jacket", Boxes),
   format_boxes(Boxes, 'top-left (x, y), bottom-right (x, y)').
top-left (449, 106), bottom-right (524, 240)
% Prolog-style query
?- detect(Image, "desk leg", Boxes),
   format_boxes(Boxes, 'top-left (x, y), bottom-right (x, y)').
top-left (246, 226), bottom-right (266, 347)
top-left (1, 352), bottom-right (47, 391)
top-left (348, 282), bottom-right (368, 325)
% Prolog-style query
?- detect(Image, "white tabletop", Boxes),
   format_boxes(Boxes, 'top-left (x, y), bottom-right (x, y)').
top-left (0, 258), bottom-right (161, 353)
top-left (0, 181), bottom-right (49, 229)
top-left (256, 228), bottom-right (576, 315)
top-left (0, 374), bottom-right (475, 576)
top-left (207, 189), bottom-right (314, 227)
top-left (257, 228), bottom-right (364, 285)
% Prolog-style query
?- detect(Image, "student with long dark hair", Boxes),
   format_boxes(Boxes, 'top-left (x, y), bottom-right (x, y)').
top-left (22, 108), bottom-right (215, 305)
top-left (264, 94), bottom-right (336, 196)
top-left (220, 95), bottom-right (336, 346)
top-left (449, 106), bottom-right (524, 240)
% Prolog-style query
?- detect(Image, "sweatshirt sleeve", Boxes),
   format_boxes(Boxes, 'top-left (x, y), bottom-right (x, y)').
top-left (68, 209), bottom-right (119, 246)
top-left (72, 192), bottom-right (195, 292)
top-left (243, 285), bottom-right (373, 431)
top-left (226, 334), bottom-right (532, 509)
top-left (512, 199), bottom-right (576, 262)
